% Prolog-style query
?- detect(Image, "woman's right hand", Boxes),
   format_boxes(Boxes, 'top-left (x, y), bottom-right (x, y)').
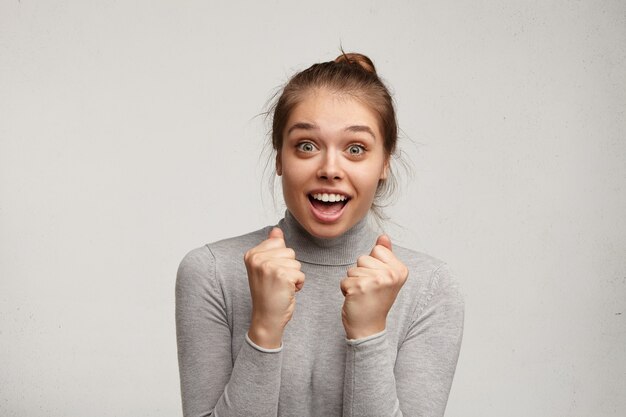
top-left (244, 227), bottom-right (304, 349)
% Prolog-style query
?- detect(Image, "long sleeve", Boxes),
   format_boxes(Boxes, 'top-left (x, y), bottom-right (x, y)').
top-left (342, 264), bottom-right (464, 417)
top-left (175, 246), bottom-right (283, 417)
top-left (343, 331), bottom-right (401, 417)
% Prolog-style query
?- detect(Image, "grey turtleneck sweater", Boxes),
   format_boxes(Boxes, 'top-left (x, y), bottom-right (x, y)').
top-left (176, 212), bottom-right (464, 417)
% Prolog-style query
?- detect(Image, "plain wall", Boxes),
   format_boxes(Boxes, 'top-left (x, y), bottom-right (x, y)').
top-left (1, 1), bottom-right (624, 416)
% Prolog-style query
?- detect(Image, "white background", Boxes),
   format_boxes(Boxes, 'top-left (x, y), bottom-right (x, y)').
top-left (1, 1), bottom-right (625, 416)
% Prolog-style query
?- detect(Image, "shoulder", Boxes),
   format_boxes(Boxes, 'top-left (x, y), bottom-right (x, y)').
top-left (179, 226), bottom-right (273, 266)
top-left (392, 245), bottom-right (464, 314)
top-left (176, 226), bottom-right (273, 287)
top-left (392, 245), bottom-right (447, 278)
top-left (206, 226), bottom-right (273, 259)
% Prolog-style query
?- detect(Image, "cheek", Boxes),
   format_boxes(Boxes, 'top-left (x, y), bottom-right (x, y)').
top-left (355, 166), bottom-right (385, 197)
top-left (281, 156), bottom-right (314, 183)
top-left (281, 166), bottom-right (306, 195)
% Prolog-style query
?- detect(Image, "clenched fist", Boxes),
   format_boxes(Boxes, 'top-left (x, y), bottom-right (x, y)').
top-left (340, 235), bottom-right (409, 339)
top-left (245, 227), bottom-right (305, 348)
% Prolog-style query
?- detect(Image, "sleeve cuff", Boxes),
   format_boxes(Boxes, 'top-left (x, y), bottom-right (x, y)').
top-left (245, 332), bottom-right (283, 353)
top-left (345, 329), bottom-right (387, 346)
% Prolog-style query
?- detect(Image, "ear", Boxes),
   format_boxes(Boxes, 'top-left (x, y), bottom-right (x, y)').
top-left (379, 157), bottom-right (390, 180)
top-left (276, 153), bottom-right (282, 176)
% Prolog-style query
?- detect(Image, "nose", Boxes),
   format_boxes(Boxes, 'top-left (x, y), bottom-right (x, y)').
top-left (317, 150), bottom-right (343, 180)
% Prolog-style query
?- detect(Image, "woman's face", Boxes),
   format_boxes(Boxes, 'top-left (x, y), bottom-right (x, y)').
top-left (277, 88), bottom-right (388, 239)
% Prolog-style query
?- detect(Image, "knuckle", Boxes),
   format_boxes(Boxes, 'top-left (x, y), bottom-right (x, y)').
top-left (392, 266), bottom-right (408, 284)
top-left (260, 260), bottom-right (274, 274)
top-left (401, 265), bottom-right (409, 279)
top-left (375, 275), bottom-right (390, 287)
top-left (379, 268), bottom-right (389, 280)
top-left (275, 268), bottom-right (287, 280)
top-left (248, 252), bottom-right (259, 262)
top-left (340, 279), bottom-right (352, 294)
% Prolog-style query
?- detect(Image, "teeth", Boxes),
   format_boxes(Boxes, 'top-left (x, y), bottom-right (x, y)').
top-left (312, 193), bottom-right (347, 202)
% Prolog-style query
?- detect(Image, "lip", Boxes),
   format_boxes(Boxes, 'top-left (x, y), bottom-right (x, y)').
top-left (307, 189), bottom-right (351, 223)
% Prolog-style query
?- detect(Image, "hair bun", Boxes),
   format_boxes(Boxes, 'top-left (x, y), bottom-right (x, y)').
top-left (334, 52), bottom-right (377, 75)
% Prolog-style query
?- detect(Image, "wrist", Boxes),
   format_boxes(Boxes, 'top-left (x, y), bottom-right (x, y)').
top-left (345, 329), bottom-right (387, 345)
top-left (248, 319), bottom-right (284, 349)
top-left (343, 321), bottom-right (386, 340)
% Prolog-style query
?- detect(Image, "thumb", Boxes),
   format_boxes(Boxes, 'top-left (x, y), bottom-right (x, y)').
top-left (268, 227), bottom-right (284, 240)
top-left (375, 234), bottom-right (392, 251)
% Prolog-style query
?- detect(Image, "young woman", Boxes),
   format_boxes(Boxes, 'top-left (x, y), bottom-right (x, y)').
top-left (176, 53), bottom-right (464, 417)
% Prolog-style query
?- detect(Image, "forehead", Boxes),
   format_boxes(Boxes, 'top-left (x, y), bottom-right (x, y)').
top-left (286, 88), bottom-right (382, 137)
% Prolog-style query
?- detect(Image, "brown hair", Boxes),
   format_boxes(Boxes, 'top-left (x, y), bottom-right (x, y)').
top-left (268, 52), bottom-right (400, 217)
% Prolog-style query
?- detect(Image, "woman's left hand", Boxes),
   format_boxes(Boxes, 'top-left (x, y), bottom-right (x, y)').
top-left (340, 235), bottom-right (409, 339)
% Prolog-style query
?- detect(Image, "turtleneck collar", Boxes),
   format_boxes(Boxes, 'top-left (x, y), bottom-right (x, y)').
top-left (278, 210), bottom-right (379, 266)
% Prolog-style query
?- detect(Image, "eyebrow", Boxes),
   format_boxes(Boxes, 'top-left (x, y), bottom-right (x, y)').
top-left (345, 125), bottom-right (377, 140)
top-left (286, 122), bottom-right (319, 135)
top-left (286, 123), bottom-right (377, 140)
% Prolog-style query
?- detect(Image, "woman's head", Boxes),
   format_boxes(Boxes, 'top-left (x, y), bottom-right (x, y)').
top-left (269, 52), bottom-right (400, 237)
top-left (272, 52), bottom-right (398, 166)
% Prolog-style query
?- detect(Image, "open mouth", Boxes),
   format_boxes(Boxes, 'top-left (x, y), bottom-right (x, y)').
top-left (308, 193), bottom-right (350, 220)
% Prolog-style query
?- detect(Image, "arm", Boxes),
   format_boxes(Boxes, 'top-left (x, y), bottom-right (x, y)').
top-left (394, 264), bottom-right (464, 416)
top-left (175, 247), bottom-right (283, 417)
top-left (342, 262), bottom-right (464, 417)
top-left (343, 330), bottom-right (401, 417)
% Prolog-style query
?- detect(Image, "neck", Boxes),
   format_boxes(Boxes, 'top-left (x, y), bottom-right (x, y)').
top-left (278, 211), bottom-right (378, 266)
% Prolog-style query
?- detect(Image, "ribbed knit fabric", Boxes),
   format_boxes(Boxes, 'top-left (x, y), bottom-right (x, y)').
top-left (278, 211), bottom-right (378, 266)
top-left (176, 211), bottom-right (464, 417)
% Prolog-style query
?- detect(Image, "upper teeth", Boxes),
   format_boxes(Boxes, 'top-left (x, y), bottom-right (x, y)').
top-left (312, 193), bottom-right (347, 202)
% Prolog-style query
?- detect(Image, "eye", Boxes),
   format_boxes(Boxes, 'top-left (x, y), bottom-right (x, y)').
top-left (296, 141), bottom-right (317, 153)
top-left (347, 144), bottom-right (366, 156)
